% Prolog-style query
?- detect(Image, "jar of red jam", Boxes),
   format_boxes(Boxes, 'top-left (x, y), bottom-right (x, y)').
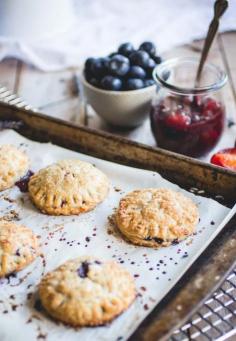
top-left (150, 58), bottom-right (228, 157)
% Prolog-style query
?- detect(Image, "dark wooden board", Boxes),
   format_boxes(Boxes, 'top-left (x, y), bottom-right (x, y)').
top-left (0, 102), bottom-right (235, 341)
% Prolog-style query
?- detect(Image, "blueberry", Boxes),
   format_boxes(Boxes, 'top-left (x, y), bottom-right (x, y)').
top-left (139, 41), bottom-right (156, 56)
top-left (102, 57), bottom-right (110, 68)
top-left (118, 42), bottom-right (134, 57)
top-left (145, 58), bottom-right (156, 77)
top-left (108, 54), bottom-right (130, 76)
top-left (146, 58), bottom-right (156, 69)
top-left (85, 57), bottom-right (96, 73)
top-left (153, 55), bottom-right (162, 64)
top-left (125, 78), bottom-right (144, 90)
top-left (88, 77), bottom-right (100, 87)
top-left (101, 75), bottom-right (122, 90)
top-left (144, 79), bottom-right (155, 87)
top-left (129, 51), bottom-right (150, 68)
top-left (128, 66), bottom-right (146, 79)
top-left (91, 58), bottom-right (108, 78)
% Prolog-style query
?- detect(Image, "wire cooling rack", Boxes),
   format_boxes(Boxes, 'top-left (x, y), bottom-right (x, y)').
top-left (0, 85), bottom-right (235, 341)
top-left (171, 269), bottom-right (236, 340)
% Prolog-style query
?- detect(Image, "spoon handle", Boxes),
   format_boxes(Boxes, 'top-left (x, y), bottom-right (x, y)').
top-left (195, 0), bottom-right (228, 87)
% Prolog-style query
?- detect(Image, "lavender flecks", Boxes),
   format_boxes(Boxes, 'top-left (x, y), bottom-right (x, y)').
top-left (95, 260), bottom-right (102, 265)
top-left (228, 119), bottom-right (235, 128)
top-left (182, 252), bottom-right (189, 258)
top-left (11, 304), bottom-right (18, 311)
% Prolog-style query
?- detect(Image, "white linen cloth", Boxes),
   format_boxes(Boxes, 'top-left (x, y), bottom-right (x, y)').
top-left (0, 0), bottom-right (235, 71)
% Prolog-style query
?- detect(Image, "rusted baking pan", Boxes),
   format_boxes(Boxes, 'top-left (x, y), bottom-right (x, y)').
top-left (0, 101), bottom-right (235, 341)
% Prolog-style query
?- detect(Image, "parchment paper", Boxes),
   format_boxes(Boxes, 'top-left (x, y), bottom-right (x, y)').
top-left (0, 130), bottom-right (235, 341)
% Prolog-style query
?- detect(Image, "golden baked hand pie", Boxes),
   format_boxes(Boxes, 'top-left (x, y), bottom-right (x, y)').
top-left (0, 144), bottom-right (29, 191)
top-left (39, 256), bottom-right (136, 326)
top-left (0, 220), bottom-right (39, 277)
top-left (29, 159), bottom-right (110, 215)
top-left (116, 188), bottom-right (199, 248)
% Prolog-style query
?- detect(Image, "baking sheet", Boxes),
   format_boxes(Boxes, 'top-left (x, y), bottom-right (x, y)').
top-left (0, 129), bottom-right (235, 341)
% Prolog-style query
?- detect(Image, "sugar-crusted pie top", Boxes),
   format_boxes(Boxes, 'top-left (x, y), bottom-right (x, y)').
top-left (39, 256), bottom-right (136, 326)
top-left (116, 188), bottom-right (199, 248)
top-left (29, 159), bottom-right (110, 215)
top-left (0, 220), bottom-right (39, 277)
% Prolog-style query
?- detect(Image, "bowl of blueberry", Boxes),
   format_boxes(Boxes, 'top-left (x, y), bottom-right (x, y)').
top-left (82, 41), bottom-right (162, 128)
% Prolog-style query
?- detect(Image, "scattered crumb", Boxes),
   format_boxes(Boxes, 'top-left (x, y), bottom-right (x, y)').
top-left (0, 210), bottom-right (20, 221)
top-left (3, 197), bottom-right (15, 203)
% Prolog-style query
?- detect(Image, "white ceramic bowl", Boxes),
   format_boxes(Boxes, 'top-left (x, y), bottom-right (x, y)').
top-left (82, 76), bottom-right (156, 128)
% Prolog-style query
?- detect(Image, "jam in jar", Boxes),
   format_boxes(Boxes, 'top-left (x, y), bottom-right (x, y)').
top-left (151, 58), bottom-right (227, 157)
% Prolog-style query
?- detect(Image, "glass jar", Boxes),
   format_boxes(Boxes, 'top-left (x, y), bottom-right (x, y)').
top-left (150, 57), bottom-right (228, 157)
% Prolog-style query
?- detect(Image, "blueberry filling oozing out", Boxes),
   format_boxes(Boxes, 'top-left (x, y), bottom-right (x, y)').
top-left (154, 237), bottom-right (164, 244)
top-left (34, 299), bottom-right (43, 312)
top-left (15, 249), bottom-right (21, 256)
top-left (77, 260), bottom-right (102, 278)
top-left (144, 237), bottom-right (164, 244)
top-left (77, 261), bottom-right (90, 278)
top-left (15, 170), bottom-right (34, 193)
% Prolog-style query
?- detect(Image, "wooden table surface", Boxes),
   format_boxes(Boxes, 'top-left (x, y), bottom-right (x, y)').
top-left (0, 31), bottom-right (235, 153)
